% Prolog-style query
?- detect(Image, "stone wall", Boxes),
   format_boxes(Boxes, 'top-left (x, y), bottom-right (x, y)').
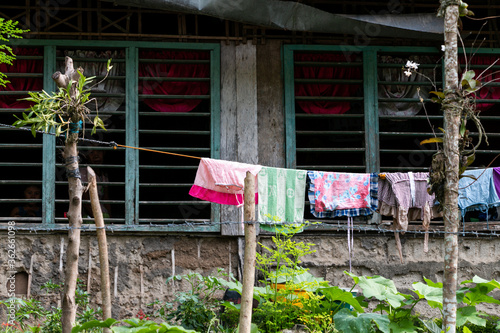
top-left (1, 231), bottom-right (499, 319)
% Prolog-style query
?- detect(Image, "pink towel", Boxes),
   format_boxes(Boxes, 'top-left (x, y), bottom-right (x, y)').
top-left (189, 158), bottom-right (262, 206)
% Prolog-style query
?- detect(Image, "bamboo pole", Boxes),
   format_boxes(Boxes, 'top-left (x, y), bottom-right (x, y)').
top-left (238, 172), bottom-right (256, 333)
top-left (87, 166), bottom-right (112, 323)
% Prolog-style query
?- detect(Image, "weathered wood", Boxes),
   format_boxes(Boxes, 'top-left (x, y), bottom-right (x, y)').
top-left (26, 255), bottom-right (34, 299)
top-left (257, 39), bottom-right (285, 168)
top-left (220, 41), bottom-right (259, 236)
top-left (238, 172), bottom-right (256, 333)
top-left (61, 132), bottom-right (84, 333)
top-left (441, 1), bottom-right (461, 332)
top-left (88, 166), bottom-right (112, 325)
top-left (220, 42), bottom-right (241, 234)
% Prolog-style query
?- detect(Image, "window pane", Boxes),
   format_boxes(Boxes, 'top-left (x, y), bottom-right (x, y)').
top-left (138, 49), bottom-right (212, 223)
top-left (0, 47), bottom-right (44, 223)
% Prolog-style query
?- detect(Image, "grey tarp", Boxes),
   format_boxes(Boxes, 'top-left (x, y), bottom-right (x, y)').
top-left (103, 0), bottom-right (443, 39)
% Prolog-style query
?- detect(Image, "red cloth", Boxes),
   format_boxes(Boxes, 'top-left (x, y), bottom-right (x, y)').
top-left (294, 53), bottom-right (361, 114)
top-left (460, 55), bottom-right (500, 112)
top-left (0, 47), bottom-right (43, 109)
top-left (139, 50), bottom-right (210, 113)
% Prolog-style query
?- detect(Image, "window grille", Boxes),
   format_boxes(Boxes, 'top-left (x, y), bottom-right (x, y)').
top-left (0, 41), bottom-right (220, 231)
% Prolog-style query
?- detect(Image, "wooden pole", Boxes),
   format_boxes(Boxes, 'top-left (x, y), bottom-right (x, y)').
top-left (87, 166), bottom-right (112, 323)
top-left (441, 1), bottom-right (461, 331)
top-left (238, 172), bottom-right (256, 333)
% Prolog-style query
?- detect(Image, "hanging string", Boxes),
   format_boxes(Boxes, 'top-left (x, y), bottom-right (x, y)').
top-left (0, 122), bottom-right (203, 160)
top-left (347, 216), bottom-right (353, 272)
top-left (112, 143), bottom-right (202, 160)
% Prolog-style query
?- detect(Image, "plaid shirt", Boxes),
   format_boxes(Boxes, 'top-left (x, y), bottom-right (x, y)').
top-left (307, 172), bottom-right (378, 218)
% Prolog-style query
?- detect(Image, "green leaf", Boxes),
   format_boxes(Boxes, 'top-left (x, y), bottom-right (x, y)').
top-left (419, 318), bottom-right (443, 333)
top-left (456, 306), bottom-right (486, 327)
top-left (71, 318), bottom-right (118, 332)
top-left (318, 286), bottom-right (364, 313)
top-left (355, 275), bottom-right (407, 308)
top-left (460, 120), bottom-right (466, 137)
top-left (333, 308), bottom-right (390, 333)
top-left (388, 319), bottom-right (421, 333)
top-left (430, 91), bottom-right (445, 99)
top-left (420, 137), bottom-right (443, 145)
top-left (423, 277), bottom-right (442, 289)
top-left (413, 281), bottom-right (443, 309)
top-left (107, 58), bottom-right (113, 72)
top-left (464, 276), bottom-right (500, 292)
top-left (461, 70), bottom-right (476, 83)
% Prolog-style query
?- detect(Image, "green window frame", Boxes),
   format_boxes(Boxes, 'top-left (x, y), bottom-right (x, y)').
top-left (284, 44), bottom-right (500, 228)
top-left (0, 39), bottom-right (221, 232)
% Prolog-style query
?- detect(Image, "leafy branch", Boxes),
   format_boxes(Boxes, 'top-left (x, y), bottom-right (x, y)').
top-left (0, 18), bottom-right (29, 87)
top-left (12, 59), bottom-right (112, 138)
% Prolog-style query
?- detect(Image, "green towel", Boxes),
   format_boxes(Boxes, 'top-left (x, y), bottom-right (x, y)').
top-left (258, 167), bottom-right (307, 231)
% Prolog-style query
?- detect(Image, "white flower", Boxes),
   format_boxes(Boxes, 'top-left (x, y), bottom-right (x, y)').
top-left (404, 69), bottom-right (413, 77)
top-left (441, 45), bottom-right (446, 52)
top-left (405, 60), bottom-right (419, 70)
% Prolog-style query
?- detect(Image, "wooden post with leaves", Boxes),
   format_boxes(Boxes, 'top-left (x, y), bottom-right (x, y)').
top-left (439, 1), bottom-right (461, 332)
top-left (15, 55), bottom-right (110, 333)
top-left (52, 56), bottom-right (87, 333)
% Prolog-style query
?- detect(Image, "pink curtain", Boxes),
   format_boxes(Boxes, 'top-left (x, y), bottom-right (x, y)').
top-left (139, 50), bottom-right (210, 113)
top-left (294, 53), bottom-right (361, 114)
top-left (460, 55), bottom-right (500, 112)
top-left (0, 48), bottom-right (43, 109)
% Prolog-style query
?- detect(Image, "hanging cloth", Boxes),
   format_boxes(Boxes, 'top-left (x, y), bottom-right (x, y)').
top-left (257, 167), bottom-right (307, 232)
top-left (189, 158), bottom-right (262, 206)
top-left (307, 172), bottom-right (378, 218)
top-left (458, 168), bottom-right (500, 216)
top-left (379, 172), bottom-right (440, 263)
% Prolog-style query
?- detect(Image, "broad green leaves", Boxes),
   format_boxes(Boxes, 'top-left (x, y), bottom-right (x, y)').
top-left (346, 272), bottom-right (407, 308)
top-left (333, 308), bottom-right (390, 333)
top-left (413, 281), bottom-right (442, 309)
top-left (71, 318), bottom-right (198, 333)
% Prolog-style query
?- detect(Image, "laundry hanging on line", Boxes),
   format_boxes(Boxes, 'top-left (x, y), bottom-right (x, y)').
top-left (307, 171), bottom-right (378, 218)
top-left (189, 158), bottom-right (261, 206)
top-left (257, 166), bottom-right (307, 232)
top-left (378, 172), bottom-right (441, 263)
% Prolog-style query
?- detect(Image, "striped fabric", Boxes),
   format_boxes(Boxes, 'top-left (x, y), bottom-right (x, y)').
top-left (307, 172), bottom-right (378, 218)
top-left (257, 167), bottom-right (307, 224)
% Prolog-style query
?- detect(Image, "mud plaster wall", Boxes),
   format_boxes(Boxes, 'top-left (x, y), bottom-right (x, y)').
top-left (1, 232), bottom-right (499, 319)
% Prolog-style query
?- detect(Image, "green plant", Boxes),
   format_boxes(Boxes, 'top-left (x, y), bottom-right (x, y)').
top-left (151, 268), bottom-right (229, 332)
top-left (0, 279), bottom-right (102, 333)
top-left (13, 59), bottom-right (111, 137)
top-left (253, 220), bottom-right (334, 333)
top-left (414, 276), bottom-right (500, 331)
top-left (71, 318), bottom-right (197, 333)
top-left (0, 18), bottom-right (29, 88)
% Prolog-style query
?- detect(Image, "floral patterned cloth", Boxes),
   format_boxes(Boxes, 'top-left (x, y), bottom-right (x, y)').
top-left (307, 172), bottom-right (377, 218)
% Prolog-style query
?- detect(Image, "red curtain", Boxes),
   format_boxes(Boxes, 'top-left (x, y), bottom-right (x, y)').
top-left (139, 50), bottom-right (210, 113)
top-left (460, 55), bottom-right (500, 112)
top-left (294, 53), bottom-right (361, 114)
top-left (0, 48), bottom-right (43, 109)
